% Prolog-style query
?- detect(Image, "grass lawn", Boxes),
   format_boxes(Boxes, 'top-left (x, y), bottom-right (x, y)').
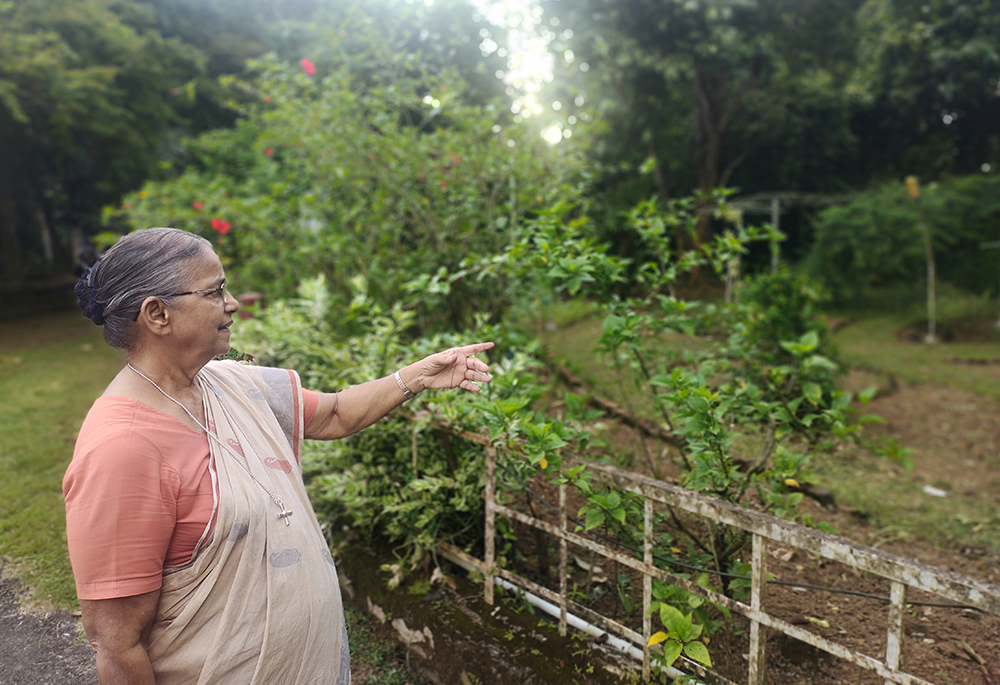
top-left (833, 314), bottom-right (1000, 399)
top-left (0, 310), bottom-right (122, 609)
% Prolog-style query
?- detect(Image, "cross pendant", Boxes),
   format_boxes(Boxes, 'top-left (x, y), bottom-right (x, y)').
top-left (278, 508), bottom-right (293, 525)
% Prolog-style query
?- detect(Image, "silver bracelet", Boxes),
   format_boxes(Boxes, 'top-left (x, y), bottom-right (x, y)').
top-left (394, 370), bottom-right (416, 400)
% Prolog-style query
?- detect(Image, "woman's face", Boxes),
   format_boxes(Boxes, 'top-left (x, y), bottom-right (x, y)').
top-left (164, 250), bottom-right (239, 360)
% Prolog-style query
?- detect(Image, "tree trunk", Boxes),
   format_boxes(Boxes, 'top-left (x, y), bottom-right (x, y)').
top-left (37, 207), bottom-right (55, 266)
top-left (0, 133), bottom-right (22, 288)
top-left (691, 69), bottom-right (755, 259)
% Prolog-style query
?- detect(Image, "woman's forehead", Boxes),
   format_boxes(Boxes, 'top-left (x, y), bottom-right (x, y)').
top-left (185, 252), bottom-right (225, 282)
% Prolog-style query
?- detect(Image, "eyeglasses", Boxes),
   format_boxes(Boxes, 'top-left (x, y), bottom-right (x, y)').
top-left (159, 281), bottom-right (228, 300)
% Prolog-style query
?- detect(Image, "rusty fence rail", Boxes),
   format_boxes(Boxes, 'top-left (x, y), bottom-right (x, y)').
top-left (437, 430), bottom-right (1000, 684)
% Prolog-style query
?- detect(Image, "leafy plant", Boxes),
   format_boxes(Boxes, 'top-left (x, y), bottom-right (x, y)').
top-left (647, 603), bottom-right (712, 672)
top-left (235, 183), bottom-right (880, 681)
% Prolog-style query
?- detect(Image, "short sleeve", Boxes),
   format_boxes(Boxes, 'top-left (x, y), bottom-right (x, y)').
top-left (303, 389), bottom-right (319, 428)
top-left (64, 429), bottom-right (180, 600)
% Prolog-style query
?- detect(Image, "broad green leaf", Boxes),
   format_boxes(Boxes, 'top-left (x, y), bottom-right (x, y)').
top-left (803, 382), bottom-right (823, 406)
top-left (659, 603), bottom-right (685, 633)
top-left (858, 385), bottom-right (878, 405)
top-left (799, 330), bottom-right (820, 352)
top-left (662, 639), bottom-right (683, 667)
top-left (676, 612), bottom-right (693, 640)
top-left (584, 508), bottom-right (605, 531)
top-left (686, 395), bottom-right (711, 412)
top-left (603, 315), bottom-right (625, 333)
top-left (683, 640), bottom-right (712, 667)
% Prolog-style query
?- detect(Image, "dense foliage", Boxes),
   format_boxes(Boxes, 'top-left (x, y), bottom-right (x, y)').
top-left (113, 40), bottom-right (586, 333)
top-left (5, 0), bottom-right (999, 292)
top-left (0, 0), bottom-right (506, 286)
top-left (0, 0), bottom-right (203, 284)
top-left (233, 183), bottom-right (873, 676)
top-left (805, 175), bottom-right (1000, 302)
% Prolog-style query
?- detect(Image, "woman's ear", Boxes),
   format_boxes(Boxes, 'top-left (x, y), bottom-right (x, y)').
top-left (137, 296), bottom-right (171, 336)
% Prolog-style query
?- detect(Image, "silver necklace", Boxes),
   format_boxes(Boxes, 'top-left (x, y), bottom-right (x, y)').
top-left (127, 363), bottom-right (293, 525)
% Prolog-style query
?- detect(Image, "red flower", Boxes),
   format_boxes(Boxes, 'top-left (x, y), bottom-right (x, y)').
top-left (451, 153), bottom-right (461, 164)
top-left (367, 153), bottom-right (375, 161)
top-left (121, 203), bottom-right (132, 209)
top-left (301, 58), bottom-right (316, 76)
top-left (264, 148), bottom-right (273, 157)
top-left (192, 201), bottom-right (204, 211)
top-left (440, 181), bottom-right (447, 189)
top-left (263, 96), bottom-right (271, 103)
top-left (211, 218), bottom-right (232, 235)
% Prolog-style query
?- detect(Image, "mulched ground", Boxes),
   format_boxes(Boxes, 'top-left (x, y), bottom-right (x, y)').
top-left (0, 569), bottom-right (95, 685)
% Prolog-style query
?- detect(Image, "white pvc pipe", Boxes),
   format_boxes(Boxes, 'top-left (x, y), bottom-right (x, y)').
top-left (437, 549), bottom-right (700, 683)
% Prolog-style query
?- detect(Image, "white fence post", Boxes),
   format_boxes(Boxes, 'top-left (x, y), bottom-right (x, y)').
top-left (748, 533), bottom-right (768, 684)
top-left (643, 497), bottom-right (653, 682)
top-left (559, 482), bottom-right (568, 636)
top-left (484, 445), bottom-right (496, 606)
top-left (885, 581), bottom-right (907, 683)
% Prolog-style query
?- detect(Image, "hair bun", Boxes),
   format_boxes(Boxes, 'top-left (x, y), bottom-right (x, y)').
top-left (75, 262), bottom-right (105, 325)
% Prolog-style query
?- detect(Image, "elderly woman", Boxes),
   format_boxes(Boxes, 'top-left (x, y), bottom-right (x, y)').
top-left (63, 227), bottom-right (493, 684)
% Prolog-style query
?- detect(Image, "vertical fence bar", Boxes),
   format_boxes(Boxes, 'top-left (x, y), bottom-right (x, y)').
top-left (643, 497), bottom-right (654, 682)
top-left (559, 482), bottom-right (568, 637)
top-left (885, 581), bottom-right (907, 684)
top-left (748, 533), bottom-right (768, 685)
top-left (484, 445), bottom-right (496, 606)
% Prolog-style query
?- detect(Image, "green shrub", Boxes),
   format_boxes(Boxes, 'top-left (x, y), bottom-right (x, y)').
top-left (111, 23), bottom-right (589, 336)
top-left (735, 269), bottom-right (831, 360)
top-left (805, 174), bottom-right (1000, 303)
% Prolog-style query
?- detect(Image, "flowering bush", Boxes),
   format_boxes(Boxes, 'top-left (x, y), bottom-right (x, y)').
top-left (111, 28), bottom-right (588, 335)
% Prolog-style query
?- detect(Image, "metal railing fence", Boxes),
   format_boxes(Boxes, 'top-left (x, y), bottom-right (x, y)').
top-left (437, 429), bottom-right (1000, 685)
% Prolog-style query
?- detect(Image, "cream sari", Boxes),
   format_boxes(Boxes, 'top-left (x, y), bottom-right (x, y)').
top-left (147, 360), bottom-right (350, 684)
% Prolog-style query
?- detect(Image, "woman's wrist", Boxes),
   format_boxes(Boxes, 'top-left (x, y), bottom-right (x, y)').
top-left (396, 364), bottom-right (425, 398)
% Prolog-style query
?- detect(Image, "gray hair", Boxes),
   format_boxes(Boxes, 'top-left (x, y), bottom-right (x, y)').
top-left (76, 228), bottom-right (213, 349)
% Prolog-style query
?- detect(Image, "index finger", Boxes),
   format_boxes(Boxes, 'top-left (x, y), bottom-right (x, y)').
top-left (457, 342), bottom-right (494, 356)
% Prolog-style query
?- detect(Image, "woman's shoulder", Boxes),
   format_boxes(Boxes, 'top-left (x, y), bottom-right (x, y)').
top-left (76, 397), bottom-right (199, 454)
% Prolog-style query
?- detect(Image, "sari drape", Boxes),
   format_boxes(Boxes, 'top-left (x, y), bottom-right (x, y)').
top-left (147, 360), bottom-right (350, 684)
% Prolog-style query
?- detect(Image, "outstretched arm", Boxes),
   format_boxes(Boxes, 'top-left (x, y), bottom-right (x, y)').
top-left (304, 342), bottom-right (494, 441)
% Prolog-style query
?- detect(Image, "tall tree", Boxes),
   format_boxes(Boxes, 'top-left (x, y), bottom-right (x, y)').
top-left (848, 0), bottom-right (1000, 179)
top-left (0, 0), bottom-right (203, 286)
top-left (541, 0), bottom-right (864, 248)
